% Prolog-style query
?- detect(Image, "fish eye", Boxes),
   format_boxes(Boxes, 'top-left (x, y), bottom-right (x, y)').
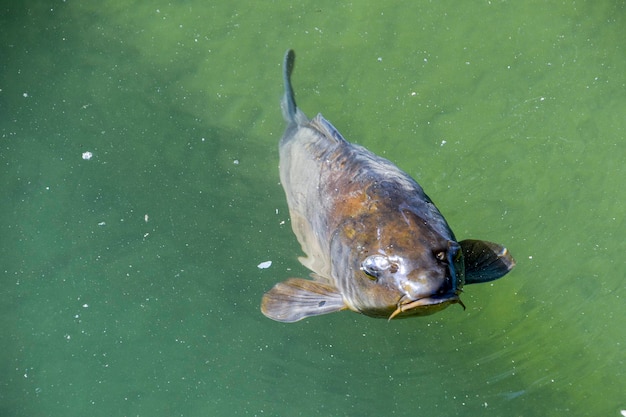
top-left (434, 250), bottom-right (447, 263)
top-left (361, 255), bottom-right (390, 280)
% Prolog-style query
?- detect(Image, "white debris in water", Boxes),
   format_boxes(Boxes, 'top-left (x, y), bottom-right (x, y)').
top-left (82, 151), bottom-right (93, 160)
top-left (98, 221), bottom-right (106, 226)
top-left (440, 140), bottom-right (447, 147)
top-left (257, 261), bottom-right (272, 269)
top-left (620, 410), bottom-right (626, 417)
top-left (144, 214), bottom-right (149, 222)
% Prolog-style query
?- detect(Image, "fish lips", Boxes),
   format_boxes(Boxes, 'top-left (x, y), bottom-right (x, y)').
top-left (388, 294), bottom-right (464, 320)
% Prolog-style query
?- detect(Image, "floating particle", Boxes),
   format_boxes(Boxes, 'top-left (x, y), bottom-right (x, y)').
top-left (257, 261), bottom-right (272, 269)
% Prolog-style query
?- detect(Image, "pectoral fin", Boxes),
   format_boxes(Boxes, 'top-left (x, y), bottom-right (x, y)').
top-left (460, 239), bottom-right (516, 284)
top-left (261, 278), bottom-right (346, 322)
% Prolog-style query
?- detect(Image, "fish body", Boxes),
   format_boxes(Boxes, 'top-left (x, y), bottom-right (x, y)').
top-left (261, 50), bottom-right (515, 323)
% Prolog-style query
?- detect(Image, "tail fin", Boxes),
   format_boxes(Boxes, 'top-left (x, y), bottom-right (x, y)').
top-left (281, 49), bottom-right (297, 123)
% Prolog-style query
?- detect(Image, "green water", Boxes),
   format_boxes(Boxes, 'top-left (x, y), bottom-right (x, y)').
top-left (2, 1), bottom-right (625, 416)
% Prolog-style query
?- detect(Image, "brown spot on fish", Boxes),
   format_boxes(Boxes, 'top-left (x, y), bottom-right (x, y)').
top-left (260, 50), bottom-right (516, 323)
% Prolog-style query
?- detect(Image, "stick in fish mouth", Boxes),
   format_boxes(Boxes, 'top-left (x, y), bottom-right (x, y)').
top-left (260, 49), bottom-right (516, 323)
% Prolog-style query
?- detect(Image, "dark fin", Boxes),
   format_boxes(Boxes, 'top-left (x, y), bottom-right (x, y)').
top-left (281, 49), bottom-right (309, 127)
top-left (281, 49), bottom-right (297, 123)
top-left (261, 278), bottom-right (346, 323)
top-left (460, 239), bottom-right (516, 284)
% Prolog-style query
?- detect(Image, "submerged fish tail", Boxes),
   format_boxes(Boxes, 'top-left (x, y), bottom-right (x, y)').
top-left (281, 49), bottom-right (308, 127)
top-left (282, 49), bottom-right (297, 122)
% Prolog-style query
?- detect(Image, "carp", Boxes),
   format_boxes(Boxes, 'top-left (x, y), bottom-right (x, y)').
top-left (261, 50), bottom-right (515, 323)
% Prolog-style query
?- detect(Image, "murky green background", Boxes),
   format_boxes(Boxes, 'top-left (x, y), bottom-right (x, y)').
top-left (2, 1), bottom-right (625, 416)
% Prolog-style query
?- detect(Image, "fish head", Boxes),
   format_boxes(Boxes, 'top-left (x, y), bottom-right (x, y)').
top-left (332, 208), bottom-right (465, 319)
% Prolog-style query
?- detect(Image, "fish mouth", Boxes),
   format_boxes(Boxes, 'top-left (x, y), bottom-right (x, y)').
top-left (389, 295), bottom-right (465, 320)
